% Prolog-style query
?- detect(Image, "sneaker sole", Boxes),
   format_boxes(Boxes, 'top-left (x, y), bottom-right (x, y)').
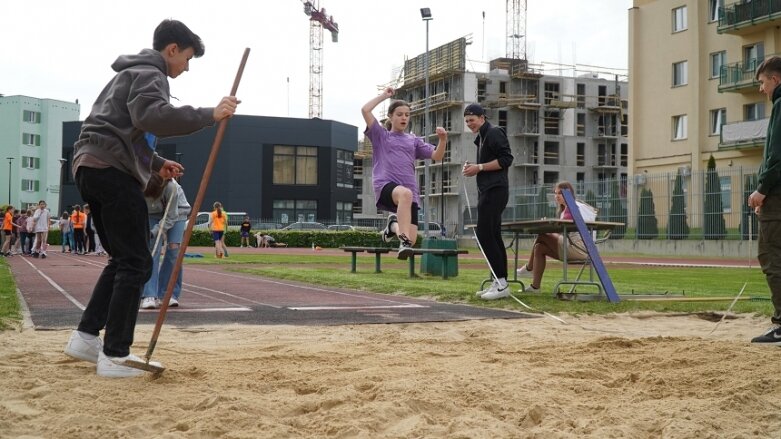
top-left (64, 347), bottom-right (99, 363)
top-left (397, 248), bottom-right (414, 260)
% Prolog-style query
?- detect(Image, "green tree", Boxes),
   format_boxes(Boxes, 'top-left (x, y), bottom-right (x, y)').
top-left (637, 187), bottom-right (659, 239)
top-left (703, 155), bottom-right (726, 239)
top-left (667, 170), bottom-right (690, 239)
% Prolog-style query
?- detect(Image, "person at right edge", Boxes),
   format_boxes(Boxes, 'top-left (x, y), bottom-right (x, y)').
top-left (63, 19), bottom-right (240, 377)
top-left (749, 56), bottom-right (781, 345)
top-left (462, 103), bottom-right (514, 300)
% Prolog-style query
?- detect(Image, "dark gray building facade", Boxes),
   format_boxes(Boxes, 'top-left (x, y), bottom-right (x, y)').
top-left (61, 115), bottom-right (358, 225)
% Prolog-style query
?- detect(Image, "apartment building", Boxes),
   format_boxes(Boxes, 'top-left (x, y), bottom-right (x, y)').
top-left (354, 38), bottom-right (628, 231)
top-left (0, 95), bottom-right (80, 213)
top-left (629, 0), bottom-right (773, 177)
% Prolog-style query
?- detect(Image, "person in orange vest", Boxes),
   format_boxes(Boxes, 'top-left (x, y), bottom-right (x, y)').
top-left (1, 205), bottom-right (16, 257)
top-left (208, 201), bottom-right (227, 258)
top-left (71, 205), bottom-right (87, 255)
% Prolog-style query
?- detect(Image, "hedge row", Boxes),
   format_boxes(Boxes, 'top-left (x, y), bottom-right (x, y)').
top-left (45, 230), bottom-right (397, 249)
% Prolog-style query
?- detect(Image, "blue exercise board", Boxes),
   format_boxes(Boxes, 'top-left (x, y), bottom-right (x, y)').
top-left (561, 188), bottom-right (620, 303)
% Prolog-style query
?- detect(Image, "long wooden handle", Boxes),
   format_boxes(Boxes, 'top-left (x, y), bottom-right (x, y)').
top-left (144, 48), bottom-right (251, 362)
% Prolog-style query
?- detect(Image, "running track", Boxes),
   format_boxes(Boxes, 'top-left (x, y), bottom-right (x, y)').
top-left (7, 250), bottom-right (530, 329)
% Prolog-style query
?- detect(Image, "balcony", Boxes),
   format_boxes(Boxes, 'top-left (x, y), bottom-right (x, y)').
top-left (719, 118), bottom-right (768, 149)
top-left (588, 95), bottom-right (622, 113)
top-left (408, 91), bottom-right (462, 114)
top-left (719, 58), bottom-right (760, 93)
top-left (718, 0), bottom-right (781, 35)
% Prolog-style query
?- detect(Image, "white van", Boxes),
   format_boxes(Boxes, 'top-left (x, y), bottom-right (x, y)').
top-left (191, 211), bottom-right (248, 229)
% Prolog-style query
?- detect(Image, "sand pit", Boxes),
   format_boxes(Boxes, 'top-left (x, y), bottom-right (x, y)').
top-left (1, 313), bottom-right (780, 438)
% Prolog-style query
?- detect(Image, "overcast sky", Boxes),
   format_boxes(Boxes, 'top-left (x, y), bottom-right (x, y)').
top-left (2, 0), bottom-right (631, 136)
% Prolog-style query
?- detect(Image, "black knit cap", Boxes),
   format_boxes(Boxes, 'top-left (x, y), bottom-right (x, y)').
top-left (464, 103), bottom-right (485, 116)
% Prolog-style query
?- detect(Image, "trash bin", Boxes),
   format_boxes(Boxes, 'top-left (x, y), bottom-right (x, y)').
top-left (420, 237), bottom-right (459, 277)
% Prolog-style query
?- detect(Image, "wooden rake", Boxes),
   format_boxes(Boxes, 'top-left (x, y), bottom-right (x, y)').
top-left (124, 48), bottom-right (250, 374)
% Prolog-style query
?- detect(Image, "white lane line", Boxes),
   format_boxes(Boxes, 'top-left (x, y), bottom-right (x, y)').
top-left (187, 267), bottom-right (420, 306)
top-left (289, 304), bottom-right (427, 311)
top-left (19, 256), bottom-right (85, 310)
top-left (182, 284), bottom-right (283, 309)
top-left (139, 307), bottom-right (251, 313)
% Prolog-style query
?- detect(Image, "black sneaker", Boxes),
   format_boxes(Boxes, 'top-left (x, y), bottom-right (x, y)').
top-left (32, 253), bottom-right (39, 258)
top-left (40, 254), bottom-right (47, 259)
top-left (397, 234), bottom-right (414, 260)
top-left (381, 214), bottom-right (398, 243)
top-left (751, 325), bottom-right (781, 345)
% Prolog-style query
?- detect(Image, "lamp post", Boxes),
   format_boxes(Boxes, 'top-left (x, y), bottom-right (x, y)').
top-left (6, 157), bottom-right (13, 205)
top-left (58, 158), bottom-right (67, 215)
top-left (420, 7), bottom-right (432, 236)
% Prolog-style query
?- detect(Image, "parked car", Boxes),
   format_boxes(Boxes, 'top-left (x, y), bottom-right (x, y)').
top-left (281, 222), bottom-right (327, 230)
top-left (327, 224), bottom-right (355, 231)
top-left (253, 221), bottom-right (282, 230)
top-left (421, 221), bottom-right (444, 238)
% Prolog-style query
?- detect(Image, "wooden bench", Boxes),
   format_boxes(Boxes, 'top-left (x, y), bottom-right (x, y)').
top-left (341, 246), bottom-right (468, 279)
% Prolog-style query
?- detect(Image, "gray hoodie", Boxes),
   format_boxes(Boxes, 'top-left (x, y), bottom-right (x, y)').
top-left (73, 49), bottom-right (215, 187)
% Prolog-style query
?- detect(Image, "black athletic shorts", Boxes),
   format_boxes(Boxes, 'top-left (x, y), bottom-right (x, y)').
top-left (379, 182), bottom-right (419, 226)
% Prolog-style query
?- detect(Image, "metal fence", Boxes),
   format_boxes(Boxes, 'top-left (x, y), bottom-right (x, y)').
top-left (487, 166), bottom-right (760, 241)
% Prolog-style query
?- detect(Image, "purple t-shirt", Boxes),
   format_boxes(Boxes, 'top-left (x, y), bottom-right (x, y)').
top-left (365, 120), bottom-right (435, 211)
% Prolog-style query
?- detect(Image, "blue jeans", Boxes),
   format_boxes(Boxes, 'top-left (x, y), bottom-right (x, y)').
top-left (75, 167), bottom-right (151, 358)
top-left (62, 230), bottom-right (73, 252)
top-left (143, 218), bottom-right (185, 300)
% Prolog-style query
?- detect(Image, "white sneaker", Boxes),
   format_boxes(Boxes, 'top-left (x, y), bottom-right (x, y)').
top-left (64, 330), bottom-right (103, 363)
top-left (140, 297), bottom-right (158, 309)
top-left (97, 352), bottom-right (163, 378)
top-left (516, 265), bottom-right (532, 278)
top-left (481, 284), bottom-right (510, 300)
top-left (168, 297), bottom-right (179, 307)
top-left (381, 214), bottom-right (398, 243)
top-left (397, 241), bottom-right (414, 260)
top-left (476, 280), bottom-right (497, 297)
top-left (524, 284), bottom-right (541, 293)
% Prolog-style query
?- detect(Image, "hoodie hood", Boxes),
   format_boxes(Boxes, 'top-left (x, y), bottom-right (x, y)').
top-left (111, 48), bottom-right (167, 76)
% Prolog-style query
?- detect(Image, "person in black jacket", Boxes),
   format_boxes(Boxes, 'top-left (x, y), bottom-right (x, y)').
top-left (462, 104), bottom-right (514, 300)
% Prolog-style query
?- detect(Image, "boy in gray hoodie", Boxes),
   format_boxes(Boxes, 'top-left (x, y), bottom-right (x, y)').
top-left (64, 19), bottom-right (239, 377)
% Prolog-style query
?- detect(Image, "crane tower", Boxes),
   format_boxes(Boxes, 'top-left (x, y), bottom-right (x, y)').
top-left (506, 0), bottom-right (527, 60)
top-left (302, 1), bottom-right (338, 119)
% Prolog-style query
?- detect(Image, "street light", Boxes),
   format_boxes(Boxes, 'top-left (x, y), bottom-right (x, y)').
top-left (420, 7), bottom-right (432, 236)
top-left (6, 157), bottom-right (13, 205)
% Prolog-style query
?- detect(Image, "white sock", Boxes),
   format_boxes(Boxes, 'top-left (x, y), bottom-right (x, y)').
top-left (497, 278), bottom-right (508, 289)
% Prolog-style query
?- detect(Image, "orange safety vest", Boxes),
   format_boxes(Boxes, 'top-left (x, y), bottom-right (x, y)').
top-left (71, 211), bottom-right (86, 229)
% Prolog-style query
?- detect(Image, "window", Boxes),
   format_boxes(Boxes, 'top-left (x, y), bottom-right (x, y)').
top-left (576, 143), bottom-right (585, 166)
top-left (336, 149), bottom-right (353, 189)
top-left (22, 133), bottom-right (41, 146)
top-left (543, 141), bottom-right (559, 165)
top-left (672, 6), bottom-right (687, 32)
top-left (498, 110), bottom-right (507, 130)
top-left (22, 156), bottom-right (40, 169)
top-left (710, 108), bottom-right (726, 135)
top-left (709, 0), bottom-right (724, 22)
top-left (576, 83), bottom-right (586, 108)
top-left (673, 61), bottom-right (688, 86)
top-left (336, 201), bottom-right (353, 224)
top-left (710, 51), bottom-right (725, 79)
top-left (544, 82), bottom-right (559, 105)
top-left (744, 43), bottom-right (764, 72)
top-left (273, 145), bottom-right (318, 185)
top-left (477, 80), bottom-right (487, 102)
top-left (745, 103), bottom-right (765, 121)
top-left (23, 110), bottom-right (41, 123)
top-left (576, 113), bottom-right (586, 137)
top-left (620, 143), bottom-right (628, 167)
top-left (672, 115), bottom-right (688, 140)
top-left (499, 81), bottom-right (507, 95)
top-left (22, 179), bottom-right (40, 192)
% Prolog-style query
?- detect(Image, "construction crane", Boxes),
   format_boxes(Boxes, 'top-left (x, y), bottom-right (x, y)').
top-left (301, 0), bottom-right (339, 119)
top-left (506, 0), bottom-right (527, 60)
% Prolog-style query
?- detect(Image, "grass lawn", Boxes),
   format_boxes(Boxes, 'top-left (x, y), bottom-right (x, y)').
top-left (183, 252), bottom-right (773, 317)
top-left (0, 259), bottom-right (20, 329)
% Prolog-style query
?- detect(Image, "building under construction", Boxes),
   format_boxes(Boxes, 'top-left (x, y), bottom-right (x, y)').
top-left (354, 37), bottom-right (629, 233)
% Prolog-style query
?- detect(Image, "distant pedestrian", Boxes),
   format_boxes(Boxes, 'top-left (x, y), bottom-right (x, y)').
top-left (31, 200), bottom-right (51, 258)
top-left (2, 206), bottom-right (16, 256)
top-left (240, 216), bottom-right (251, 248)
top-left (17, 210), bottom-right (32, 255)
top-left (71, 205), bottom-right (86, 255)
top-left (59, 212), bottom-right (73, 253)
top-left (209, 201), bottom-right (227, 258)
top-left (84, 204), bottom-right (96, 254)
